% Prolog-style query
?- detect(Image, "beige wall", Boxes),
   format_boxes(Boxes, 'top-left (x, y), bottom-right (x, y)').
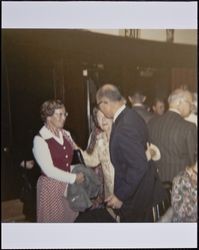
top-left (87, 29), bottom-right (120, 36)
top-left (140, 29), bottom-right (197, 45)
top-left (87, 29), bottom-right (197, 45)
top-left (174, 29), bottom-right (197, 45)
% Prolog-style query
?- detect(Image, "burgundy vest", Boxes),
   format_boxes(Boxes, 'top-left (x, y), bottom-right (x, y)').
top-left (45, 135), bottom-right (74, 172)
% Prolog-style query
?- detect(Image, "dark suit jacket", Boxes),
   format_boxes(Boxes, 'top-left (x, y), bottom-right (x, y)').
top-left (148, 110), bottom-right (197, 182)
top-left (110, 107), bottom-right (167, 221)
top-left (132, 106), bottom-right (153, 124)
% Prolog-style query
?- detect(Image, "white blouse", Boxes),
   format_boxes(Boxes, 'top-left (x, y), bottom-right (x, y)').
top-left (32, 126), bottom-right (76, 184)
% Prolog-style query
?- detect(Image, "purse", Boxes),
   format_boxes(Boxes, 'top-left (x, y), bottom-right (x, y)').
top-left (71, 149), bottom-right (85, 165)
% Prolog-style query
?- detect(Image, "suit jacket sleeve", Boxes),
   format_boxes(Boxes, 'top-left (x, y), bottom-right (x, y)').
top-left (114, 125), bottom-right (148, 201)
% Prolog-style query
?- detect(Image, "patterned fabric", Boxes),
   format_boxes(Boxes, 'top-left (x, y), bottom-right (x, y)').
top-left (37, 175), bottom-right (78, 222)
top-left (35, 127), bottom-right (78, 222)
top-left (81, 132), bottom-right (114, 199)
top-left (171, 168), bottom-right (197, 222)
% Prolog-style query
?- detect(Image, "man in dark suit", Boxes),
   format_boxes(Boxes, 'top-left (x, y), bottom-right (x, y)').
top-left (95, 84), bottom-right (168, 222)
top-left (128, 91), bottom-right (153, 124)
top-left (148, 88), bottom-right (197, 183)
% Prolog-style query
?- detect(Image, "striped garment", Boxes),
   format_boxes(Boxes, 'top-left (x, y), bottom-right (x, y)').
top-left (148, 110), bottom-right (196, 182)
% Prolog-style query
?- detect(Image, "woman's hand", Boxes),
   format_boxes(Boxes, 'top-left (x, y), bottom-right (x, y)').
top-left (145, 142), bottom-right (161, 161)
top-left (75, 172), bottom-right (84, 184)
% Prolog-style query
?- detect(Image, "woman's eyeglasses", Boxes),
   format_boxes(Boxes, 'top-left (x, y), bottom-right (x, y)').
top-left (53, 111), bottom-right (68, 118)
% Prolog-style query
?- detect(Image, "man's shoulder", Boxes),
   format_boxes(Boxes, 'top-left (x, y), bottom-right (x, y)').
top-left (183, 118), bottom-right (197, 131)
top-left (168, 113), bottom-right (194, 133)
top-left (149, 111), bottom-right (179, 124)
top-left (121, 107), bottom-right (145, 124)
top-left (169, 111), bottom-right (197, 130)
top-left (148, 113), bottom-right (162, 126)
top-left (115, 107), bottom-right (147, 135)
top-left (125, 106), bottom-right (145, 118)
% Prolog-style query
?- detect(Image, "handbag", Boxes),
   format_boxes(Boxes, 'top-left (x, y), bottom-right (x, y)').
top-left (71, 149), bottom-right (85, 165)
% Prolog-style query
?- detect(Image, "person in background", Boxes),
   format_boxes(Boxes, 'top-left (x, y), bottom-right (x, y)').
top-left (185, 92), bottom-right (197, 126)
top-left (193, 92), bottom-right (197, 115)
top-left (151, 97), bottom-right (166, 116)
top-left (128, 90), bottom-right (153, 124)
top-left (159, 159), bottom-right (197, 222)
top-left (19, 159), bottom-right (40, 222)
top-left (171, 160), bottom-right (197, 222)
top-left (32, 99), bottom-right (84, 222)
top-left (17, 129), bottom-right (41, 222)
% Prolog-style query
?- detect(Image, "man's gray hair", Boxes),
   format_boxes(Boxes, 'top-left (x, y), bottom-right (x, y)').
top-left (168, 88), bottom-right (191, 105)
top-left (96, 84), bottom-right (124, 102)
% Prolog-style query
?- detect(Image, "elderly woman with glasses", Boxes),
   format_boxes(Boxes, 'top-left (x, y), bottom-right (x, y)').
top-left (33, 99), bottom-right (84, 222)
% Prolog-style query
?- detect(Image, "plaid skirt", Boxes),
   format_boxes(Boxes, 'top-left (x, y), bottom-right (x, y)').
top-left (37, 175), bottom-right (78, 223)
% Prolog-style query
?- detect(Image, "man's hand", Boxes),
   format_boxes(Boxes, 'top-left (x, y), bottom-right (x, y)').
top-left (105, 194), bottom-right (123, 209)
top-left (75, 172), bottom-right (84, 184)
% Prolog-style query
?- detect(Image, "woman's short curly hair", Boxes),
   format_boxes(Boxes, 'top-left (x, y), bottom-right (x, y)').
top-left (40, 99), bottom-right (65, 122)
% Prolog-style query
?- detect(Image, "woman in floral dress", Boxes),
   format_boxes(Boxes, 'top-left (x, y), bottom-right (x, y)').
top-left (171, 162), bottom-right (197, 222)
top-left (80, 107), bottom-right (114, 200)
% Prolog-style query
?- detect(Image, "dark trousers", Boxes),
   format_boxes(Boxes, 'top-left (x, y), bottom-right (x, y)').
top-left (75, 207), bottom-right (154, 223)
top-left (75, 208), bottom-right (116, 223)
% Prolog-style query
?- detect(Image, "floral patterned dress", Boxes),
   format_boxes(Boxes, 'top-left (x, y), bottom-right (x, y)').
top-left (171, 168), bottom-right (197, 222)
top-left (81, 132), bottom-right (115, 199)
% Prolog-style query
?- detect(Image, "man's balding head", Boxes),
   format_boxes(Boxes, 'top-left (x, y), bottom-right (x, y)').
top-left (96, 84), bottom-right (125, 119)
top-left (96, 84), bottom-right (123, 103)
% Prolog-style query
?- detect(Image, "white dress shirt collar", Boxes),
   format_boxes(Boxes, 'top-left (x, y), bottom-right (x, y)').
top-left (113, 104), bottom-right (126, 122)
top-left (169, 108), bottom-right (181, 115)
top-left (133, 103), bottom-right (144, 107)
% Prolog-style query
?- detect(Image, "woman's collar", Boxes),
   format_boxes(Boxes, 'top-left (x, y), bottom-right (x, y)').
top-left (39, 125), bottom-right (56, 140)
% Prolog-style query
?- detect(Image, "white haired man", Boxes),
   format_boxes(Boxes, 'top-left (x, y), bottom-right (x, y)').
top-left (148, 88), bottom-right (197, 184)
